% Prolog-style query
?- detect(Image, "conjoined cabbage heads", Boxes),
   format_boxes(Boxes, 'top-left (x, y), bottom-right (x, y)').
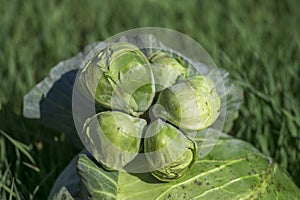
top-left (79, 42), bottom-right (221, 181)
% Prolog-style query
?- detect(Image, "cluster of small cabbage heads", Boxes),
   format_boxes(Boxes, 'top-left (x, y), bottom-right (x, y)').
top-left (79, 42), bottom-right (221, 182)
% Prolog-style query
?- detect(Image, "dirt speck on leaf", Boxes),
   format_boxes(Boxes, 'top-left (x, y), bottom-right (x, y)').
top-left (194, 180), bottom-right (202, 186)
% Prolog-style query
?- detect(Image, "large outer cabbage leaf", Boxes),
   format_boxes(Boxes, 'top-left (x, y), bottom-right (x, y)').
top-left (117, 132), bottom-right (299, 199)
top-left (51, 132), bottom-right (299, 200)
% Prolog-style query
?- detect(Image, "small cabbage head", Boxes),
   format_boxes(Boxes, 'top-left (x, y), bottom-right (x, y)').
top-left (83, 111), bottom-right (147, 170)
top-left (152, 75), bottom-right (221, 130)
top-left (149, 52), bottom-right (188, 91)
top-left (144, 119), bottom-right (195, 181)
top-left (79, 42), bottom-right (155, 116)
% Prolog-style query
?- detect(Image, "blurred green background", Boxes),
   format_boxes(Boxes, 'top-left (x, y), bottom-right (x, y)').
top-left (0, 0), bottom-right (299, 199)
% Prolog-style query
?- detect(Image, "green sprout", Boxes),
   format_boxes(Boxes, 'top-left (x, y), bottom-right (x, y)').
top-left (152, 75), bottom-right (221, 130)
top-left (79, 42), bottom-right (155, 116)
top-left (144, 119), bottom-right (196, 181)
top-left (149, 52), bottom-right (188, 91)
top-left (82, 111), bottom-right (147, 170)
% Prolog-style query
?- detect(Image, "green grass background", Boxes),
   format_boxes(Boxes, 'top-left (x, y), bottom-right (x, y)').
top-left (0, 0), bottom-right (299, 199)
